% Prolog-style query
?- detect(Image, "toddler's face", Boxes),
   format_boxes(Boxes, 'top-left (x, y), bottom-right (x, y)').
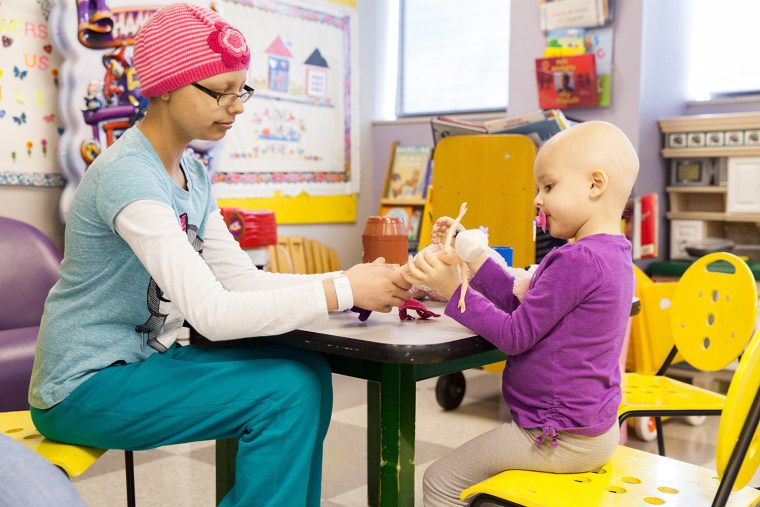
top-left (532, 151), bottom-right (591, 240)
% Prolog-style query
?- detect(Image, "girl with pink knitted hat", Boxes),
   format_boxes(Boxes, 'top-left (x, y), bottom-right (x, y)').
top-left (28, 4), bottom-right (410, 506)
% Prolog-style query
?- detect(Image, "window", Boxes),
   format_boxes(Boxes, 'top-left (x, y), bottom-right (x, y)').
top-left (397, 0), bottom-right (510, 117)
top-left (686, 0), bottom-right (760, 101)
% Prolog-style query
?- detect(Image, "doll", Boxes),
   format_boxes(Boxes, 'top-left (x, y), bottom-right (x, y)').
top-left (408, 209), bottom-right (535, 306)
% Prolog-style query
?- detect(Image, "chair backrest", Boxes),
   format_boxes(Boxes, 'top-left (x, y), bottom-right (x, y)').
top-left (427, 135), bottom-right (537, 269)
top-left (669, 252), bottom-right (757, 372)
top-left (0, 217), bottom-right (62, 331)
top-left (628, 265), bottom-right (681, 374)
top-left (266, 236), bottom-right (340, 274)
top-left (714, 324), bottom-right (760, 500)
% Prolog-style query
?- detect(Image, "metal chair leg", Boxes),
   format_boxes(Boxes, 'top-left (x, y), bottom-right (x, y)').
top-left (655, 417), bottom-right (666, 456)
top-left (125, 450), bottom-right (136, 507)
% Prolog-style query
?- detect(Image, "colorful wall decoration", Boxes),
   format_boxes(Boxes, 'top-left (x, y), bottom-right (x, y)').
top-left (211, 0), bottom-right (359, 200)
top-left (0, 0), bottom-right (65, 187)
top-left (50, 0), bottom-right (358, 220)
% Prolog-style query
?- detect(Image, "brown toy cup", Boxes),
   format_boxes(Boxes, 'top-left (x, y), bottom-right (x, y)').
top-left (362, 216), bottom-right (408, 265)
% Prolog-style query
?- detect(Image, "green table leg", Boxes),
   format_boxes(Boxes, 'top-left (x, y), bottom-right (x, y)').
top-left (367, 363), bottom-right (417, 507)
top-left (215, 438), bottom-right (238, 505)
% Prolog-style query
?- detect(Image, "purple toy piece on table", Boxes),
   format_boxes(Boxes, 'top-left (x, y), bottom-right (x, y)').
top-left (350, 299), bottom-right (441, 322)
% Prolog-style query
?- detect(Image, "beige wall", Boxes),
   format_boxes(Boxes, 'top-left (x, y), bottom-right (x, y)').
top-left (0, 186), bottom-right (65, 253)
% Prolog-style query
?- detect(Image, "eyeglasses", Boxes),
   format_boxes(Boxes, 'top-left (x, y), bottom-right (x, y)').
top-left (190, 82), bottom-right (255, 107)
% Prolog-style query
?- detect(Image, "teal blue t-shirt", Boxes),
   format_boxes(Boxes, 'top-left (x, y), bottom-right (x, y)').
top-left (29, 127), bottom-right (217, 409)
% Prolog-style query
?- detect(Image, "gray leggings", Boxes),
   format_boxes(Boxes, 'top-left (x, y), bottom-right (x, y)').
top-left (423, 419), bottom-right (620, 506)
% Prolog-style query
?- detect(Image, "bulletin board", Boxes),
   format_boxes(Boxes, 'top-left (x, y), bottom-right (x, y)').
top-left (46, 0), bottom-right (358, 222)
top-left (0, 1), bottom-right (66, 187)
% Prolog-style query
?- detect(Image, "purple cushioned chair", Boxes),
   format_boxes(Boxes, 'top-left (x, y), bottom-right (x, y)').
top-left (0, 217), bottom-right (138, 506)
top-left (0, 216), bottom-right (62, 412)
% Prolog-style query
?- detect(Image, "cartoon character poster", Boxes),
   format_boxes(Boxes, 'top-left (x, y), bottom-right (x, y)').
top-left (49, 0), bottom-right (358, 220)
top-left (0, 1), bottom-right (65, 186)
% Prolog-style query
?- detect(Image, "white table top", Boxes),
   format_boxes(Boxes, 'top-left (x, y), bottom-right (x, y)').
top-left (264, 301), bottom-right (498, 365)
top-left (300, 301), bottom-right (478, 346)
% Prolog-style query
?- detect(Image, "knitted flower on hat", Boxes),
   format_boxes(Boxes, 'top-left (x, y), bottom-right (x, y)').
top-left (208, 21), bottom-right (249, 68)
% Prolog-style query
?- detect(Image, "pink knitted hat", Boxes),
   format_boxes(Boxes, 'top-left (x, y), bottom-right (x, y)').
top-left (133, 3), bottom-right (250, 97)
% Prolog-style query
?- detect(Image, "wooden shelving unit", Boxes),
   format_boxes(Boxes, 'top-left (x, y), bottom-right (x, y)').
top-left (659, 112), bottom-right (760, 260)
top-left (377, 141), bottom-right (431, 254)
top-left (662, 146), bottom-right (760, 158)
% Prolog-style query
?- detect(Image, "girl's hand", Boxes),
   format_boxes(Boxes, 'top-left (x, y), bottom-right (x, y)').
top-left (343, 260), bottom-right (411, 313)
top-left (403, 251), bottom-right (462, 299)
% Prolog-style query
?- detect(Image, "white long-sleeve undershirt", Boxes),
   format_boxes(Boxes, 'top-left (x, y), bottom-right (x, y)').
top-left (115, 199), bottom-right (337, 341)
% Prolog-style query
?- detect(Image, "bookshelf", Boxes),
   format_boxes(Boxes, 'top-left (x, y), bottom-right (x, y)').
top-left (659, 112), bottom-right (760, 259)
top-left (377, 141), bottom-right (432, 253)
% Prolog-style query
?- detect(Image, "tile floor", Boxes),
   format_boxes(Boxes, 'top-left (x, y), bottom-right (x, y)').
top-left (68, 367), bottom-right (758, 506)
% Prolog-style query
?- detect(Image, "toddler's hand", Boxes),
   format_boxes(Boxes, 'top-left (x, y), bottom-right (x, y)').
top-left (404, 251), bottom-right (461, 299)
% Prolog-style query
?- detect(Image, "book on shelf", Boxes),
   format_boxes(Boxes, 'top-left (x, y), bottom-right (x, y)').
top-left (623, 193), bottom-right (658, 261)
top-left (584, 26), bottom-right (614, 106)
top-left (484, 109), bottom-right (547, 133)
top-left (489, 117), bottom-right (565, 144)
top-left (539, 0), bottom-right (611, 32)
top-left (379, 205), bottom-right (422, 242)
top-left (535, 53), bottom-right (598, 110)
top-left (385, 145), bottom-right (433, 200)
top-left (430, 116), bottom-right (486, 146)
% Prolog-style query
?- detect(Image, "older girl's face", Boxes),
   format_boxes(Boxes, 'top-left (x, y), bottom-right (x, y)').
top-left (164, 69), bottom-right (248, 144)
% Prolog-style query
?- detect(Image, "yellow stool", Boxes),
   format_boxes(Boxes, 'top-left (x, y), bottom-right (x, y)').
top-left (1, 410), bottom-right (136, 506)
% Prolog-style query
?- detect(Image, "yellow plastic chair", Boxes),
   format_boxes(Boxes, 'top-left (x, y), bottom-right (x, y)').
top-left (626, 265), bottom-right (681, 376)
top-left (1, 412), bottom-right (136, 506)
top-left (619, 252), bottom-right (758, 456)
top-left (460, 322), bottom-right (760, 506)
top-left (1, 411), bottom-right (105, 477)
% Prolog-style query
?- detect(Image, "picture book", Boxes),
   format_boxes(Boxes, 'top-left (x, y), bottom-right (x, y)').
top-left (539, 0), bottom-right (611, 32)
top-left (638, 193), bottom-right (658, 259)
top-left (430, 116), bottom-right (487, 146)
top-left (484, 109), bottom-right (547, 133)
top-left (584, 26), bottom-right (614, 106)
top-left (379, 205), bottom-right (421, 241)
top-left (546, 28), bottom-right (586, 50)
top-left (488, 117), bottom-right (565, 144)
top-left (386, 145), bottom-right (433, 200)
top-left (623, 194), bottom-right (658, 260)
top-left (535, 53), bottom-right (598, 110)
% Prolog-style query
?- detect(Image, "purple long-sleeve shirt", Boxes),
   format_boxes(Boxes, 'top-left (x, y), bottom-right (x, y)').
top-left (446, 234), bottom-right (633, 442)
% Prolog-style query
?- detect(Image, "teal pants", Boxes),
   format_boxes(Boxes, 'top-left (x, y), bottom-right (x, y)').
top-left (31, 343), bottom-right (333, 507)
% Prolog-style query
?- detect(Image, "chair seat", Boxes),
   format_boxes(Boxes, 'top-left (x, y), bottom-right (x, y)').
top-left (619, 372), bottom-right (726, 418)
top-left (460, 445), bottom-right (760, 506)
top-left (0, 410), bottom-right (106, 477)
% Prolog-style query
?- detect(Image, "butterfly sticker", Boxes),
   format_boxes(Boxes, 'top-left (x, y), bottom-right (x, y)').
top-left (12, 113), bottom-right (27, 125)
top-left (13, 66), bottom-right (27, 80)
top-left (43, 114), bottom-right (55, 123)
top-left (2, 36), bottom-right (12, 48)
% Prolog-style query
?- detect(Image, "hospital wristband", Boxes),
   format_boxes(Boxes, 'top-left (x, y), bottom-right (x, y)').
top-left (333, 276), bottom-right (354, 311)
